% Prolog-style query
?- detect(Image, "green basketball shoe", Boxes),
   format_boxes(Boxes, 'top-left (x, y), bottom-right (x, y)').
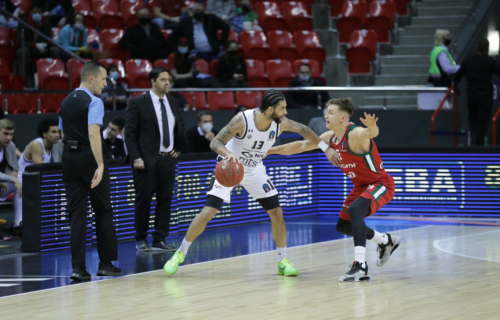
top-left (277, 257), bottom-right (298, 276)
top-left (163, 250), bottom-right (186, 276)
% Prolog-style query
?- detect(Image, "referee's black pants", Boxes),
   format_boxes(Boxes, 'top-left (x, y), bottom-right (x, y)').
top-left (467, 98), bottom-right (493, 146)
top-left (133, 154), bottom-right (177, 242)
top-left (62, 144), bottom-right (118, 270)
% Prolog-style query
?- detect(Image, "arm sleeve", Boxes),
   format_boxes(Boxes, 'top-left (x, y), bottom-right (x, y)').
top-left (59, 116), bottom-right (63, 131)
top-left (0, 172), bottom-right (14, 183)
top-left (56, 27), bottom-right (80, 52)
top-left (437, 51), bottom-right (461, 74)
top-left (119, 28), bottom-right (133, 50)
top-left (217, 58), bottom-right (233, 81)
top-left (82, 28), bottom-right (88, 46)
top-left (88, 99), bottom-right (104, 126)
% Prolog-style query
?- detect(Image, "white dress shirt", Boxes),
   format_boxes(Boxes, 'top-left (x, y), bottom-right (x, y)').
top-left (193, 18), bottom-right (212, 53)
top-left (150, 89), bottom-right (175, 152)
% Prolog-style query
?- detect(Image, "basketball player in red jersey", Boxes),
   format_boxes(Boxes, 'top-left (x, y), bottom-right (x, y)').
top-left (268, 98), bottom-right (400, 282)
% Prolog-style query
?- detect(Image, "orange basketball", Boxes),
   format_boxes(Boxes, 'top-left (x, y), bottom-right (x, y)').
top-left (214, 158), bottom-right (244, 187)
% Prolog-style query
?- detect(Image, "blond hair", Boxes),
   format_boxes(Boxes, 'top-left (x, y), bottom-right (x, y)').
top-left (0, 119), bottom-right (15, 131)
top-left (328, 97), bottom-right (354, 117)
top-left (434, 29), bottom-right (450, 46)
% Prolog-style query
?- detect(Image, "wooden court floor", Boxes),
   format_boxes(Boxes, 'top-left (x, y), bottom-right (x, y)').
top-left (1, 224), bottom-right (499, 319)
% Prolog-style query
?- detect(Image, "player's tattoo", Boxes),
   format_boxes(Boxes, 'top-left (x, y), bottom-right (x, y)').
top-left (210, 114), bottom-right (245, 153)
top-left (281, 118), bottom-right (314, 138)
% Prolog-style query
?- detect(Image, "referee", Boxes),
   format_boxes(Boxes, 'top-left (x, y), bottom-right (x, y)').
top-left (59, 61), bottom-right (122, 281)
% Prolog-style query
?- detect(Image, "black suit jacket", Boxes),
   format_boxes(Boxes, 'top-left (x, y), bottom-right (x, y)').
top-left (119, 23), bottom-right (171, 58)
top-left (285, 77), bottom-right (331, 109)
top-left (125, 92), bottom-right (188, 169)
top-left (169, 14), bottom-right (229, 54)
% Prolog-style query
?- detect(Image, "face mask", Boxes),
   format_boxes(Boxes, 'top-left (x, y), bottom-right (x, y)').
top-left (227, 50), bottom-right (238, 56)
top-left (73, 22), bottom-right (84, 30)
top-left (242, 3), bottom-right (251, 14)
top-left (299, 74), bottom-right (310, 82)
top-left (201, 122), bottom-right (213, 132)
top-left (194, 11), bottom-right (204, 21)
top-left (110, 71), bottom-right (119, 81)
top-left (178, 47), bottom-right (188, 54)
top-left (139, 17), bottom-right (150, 26)
top-left (443, 38), bottom-right (451, 46)
top-left (32, 13), bottom-right (42, 22)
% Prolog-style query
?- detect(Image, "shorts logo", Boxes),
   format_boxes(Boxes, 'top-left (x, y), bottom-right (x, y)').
top-left (262, 183), bottom-right (271, 192)
top-left (247, 134), bottom-right (252, 139)
top-left (368, 184), bottom-right (375, 190)
top-left (269, 131), bottom-right (275, 139)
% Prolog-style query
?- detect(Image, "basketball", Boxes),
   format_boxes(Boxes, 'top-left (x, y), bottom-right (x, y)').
top-left (214, 158), bottom-right (244, 187)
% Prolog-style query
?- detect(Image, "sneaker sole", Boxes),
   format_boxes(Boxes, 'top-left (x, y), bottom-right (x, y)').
top-left (163, 267), bottom-right (178, 276)
top-left (96, 270), bottom-right (123, 277)
top-left (339, 276), bottom-right (370, 282)
top-left (136, 245), bottom-right (151, 252)
top-left (151, 247), bottom-right (177, 252)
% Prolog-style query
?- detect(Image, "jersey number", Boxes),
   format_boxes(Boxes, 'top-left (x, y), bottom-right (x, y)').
top-left (251, 141), bottom-right (264, 150)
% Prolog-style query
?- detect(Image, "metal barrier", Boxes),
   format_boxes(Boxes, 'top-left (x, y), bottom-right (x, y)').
top-left (493, 105), bottom-right (500, 146)
top-left (430, 84), bottom-right (461, 146)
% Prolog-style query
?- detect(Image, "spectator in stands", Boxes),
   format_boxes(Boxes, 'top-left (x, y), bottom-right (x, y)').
top-left (103, 64), bottom-right (129, 111)
top-left (171, 38), bottom-right (197, 88)
top-left (0, 0), bottom-right (21, 29)
top-left (235, 0), bottom-right (261, 32)
top-left (151, 0), bottom-right (181, 30)
top-left (103, 118), bottom-right (127, 160)
top-left (285, 63), bottom-right (330, 109)
top-left (454, 38), bottom-right (500, 146)
top-left (308, 102), bottom-right (329, 136)
top-left (185, 111), bottom-right (218, 153)
top-left (207, 0), bottom-right (237, 23)
top-left (120, 8), bottom-right (171, 62)
top-left (428, 29), bottom-right (460, 87)
top-left (56, 12), bottom-right (92, 62)
top-left (169, 2), bottom-right (230, 63)
top-left (236, 105), bottom-right (249, 114)
top-left (0, 80), bottom-right (3, 119)
top-left (42, 0), bottom-right (73, 28)
top-left (16, 2), bottom-right (59, 74)
top-left (169, 74), bottom-right (190, 110)
top-left (217, 40), bottom-right (248, 88)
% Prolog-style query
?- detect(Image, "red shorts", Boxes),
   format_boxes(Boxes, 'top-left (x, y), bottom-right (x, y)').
top-left (339, 180), bottom-right (395, 221)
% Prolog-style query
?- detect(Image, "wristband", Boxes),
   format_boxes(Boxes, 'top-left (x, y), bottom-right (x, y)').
top-left (318, 140), bottom-right (329, 152)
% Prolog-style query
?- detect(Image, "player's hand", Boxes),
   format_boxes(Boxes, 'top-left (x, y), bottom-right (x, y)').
top-left (134, 159), bottom-right (145, 170)
top-left (170, 150), bottom-right (180, 158)
top-left (204, 131), bottom-right (215, 141)
top-left (360, 112), bottom-right (378, 128)
top-left (91, 166), bottom-right (104, 189)
top-left (224, 153), bottom-right (241, 164)
top-left (13, 179), bottom-right (22, 198)
top-left (325, 147), bottom-right (341, 167)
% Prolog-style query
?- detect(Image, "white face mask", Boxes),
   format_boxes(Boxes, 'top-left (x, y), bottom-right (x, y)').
top-left (73, 22), bottom-right (84, 30)
top-left (178, 47), bottom-right (188, 54)
top-left (201, 122), bottom-right (213, 132)
top-left (299, 74), bottom-right (310, 82)
top-left (32, 13), bottom-right (42, 22)
top-left (110, 71), bottom-right (119, 80)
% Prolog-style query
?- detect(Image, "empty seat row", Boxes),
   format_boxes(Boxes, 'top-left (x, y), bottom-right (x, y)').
top-left (0, 93), bottom-right (66, 114)
top-left (0, 58), bottom-right (24, 89)
top-left (330, 0), bottom-right (410, 17)
top-left (181, 91), bottom-right (264, 110)
top-left (254, 1), bottom-right (313, 33)
top-left (73, 0), bottom-right (147, 29)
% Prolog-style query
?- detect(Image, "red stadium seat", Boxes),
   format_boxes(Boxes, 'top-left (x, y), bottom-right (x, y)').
top-left (207, 91), bottom-right (235, 110)
top-left (365, 0), bottom-right (395, 43)
top-left (266, 59), bottom-right (293, 87)
top-left (0, 58), bottom-right (24, 90)
top-left (101, 29), bottom-right (130, 62)
top-left (153, 59), bottom-right (174, 71)
top-left (345, 29), bottom-right (377, 74)
top-left (36, 58), bottom-right (69, 90)
top-left (195, 59), bottom-right (209, 74)
top-left (292, 59), bottom-right (325, 84)
top-left (209, 59), bottom-right (218, 77)
top-left (239, 31), bottom-right (271, 62)
top-left (40, 94), bottom-right (66, 113)
top-left (121, 0), bottom-right (146, 28)
top-left (66, 59), bottom-right (89, 88)
top-left (125, 59), bottom-right (153, 88)
top-left (267, 30), bottom-right (298, 63)
top-left (0, 28), bottom-right (15, 65)
top-left (254, 2), bottom-right (286, 32)
top-left (11, 0), bottom-right (31, 16)
top-left (99, 58), bottom-right (126, 77)
top-left (73, 0), bottom-right (97, 28)
top-left (162, 29), bottom-right (174, 41)
top-left (217, 30), bottom-right (239, 43)
top-left (395, 0), bottom-right (410, 16)
top-left (294, 31), bottom-right (326, 63)
top-left (245, 59), bottom-right (270, 87)
top-left (281, 1), bottom-right (313, 32)
top-left (235, 91), bottom-right (262, 109)
top-left (329, 0), bottom-right (345, 17)
top-left (13, 93), bottom-right (38, 114)
top-left (182, 92), bottom-right (207, 109)
top-left (337, 0), bottom-right (368, 43)
top-left (92, 0), bottom-right (124, 29)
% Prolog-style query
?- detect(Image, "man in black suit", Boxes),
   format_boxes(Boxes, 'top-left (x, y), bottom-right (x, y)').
top-left (285, 63), bottom-right (330, 109)
top-left (168, 2), bottom-right (229, 62)
top-left (125, 67), bottom-right (187, 252)
top-left (103, 117), bottom-right (126, 160)
top-left (119, 8), bottom-right (172, 62)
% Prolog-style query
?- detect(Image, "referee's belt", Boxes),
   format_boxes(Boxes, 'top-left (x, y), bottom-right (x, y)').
top-left (158, 152), bottom-right (171, 157)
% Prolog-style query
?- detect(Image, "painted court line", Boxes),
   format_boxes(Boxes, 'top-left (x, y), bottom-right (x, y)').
top-left (0, 278), bottom-right (53, 282)
top-left (0, 284), bottom-right (17, 287)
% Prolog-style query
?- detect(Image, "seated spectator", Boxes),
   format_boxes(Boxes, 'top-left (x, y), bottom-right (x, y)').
top-left (0, 120), bottom-right (22, 236)
top-left (169, 2), bottom-right (230, 62)
top-left (16, 2), bottom-right (59, 74)
top-left (171, 38), bottom-right (197, 88)
top-left (235, 0), bottom-right (261, 32)
top-left (103, 118), bottom-right (127, 160)
top-left (0, 80), bottom-right (4, 119)
top-left (56, 12), bottom-right (93, 62)
top-left (103, 64), bottom-right (129, 111)
top-left (207, 0), bottom-right (237, 23)
top-left (13, 118), bottom-right (62, 236)
top-left (0, 0), bottom-right (21, 29)
top-left (236, 105), bottom-right (249, 114)
top-left (217, 40), bottom-right (248, 88)
top-left (186, 112), bottom-right (218, 153)
top-left (42, 0), bottom-right (73, 28)
top-left (151, 0), bottom-right (181, 30)
top-left (169, 75), bottom-right (190, 110)
top-left (285, 63), bottom-right (330, 109)
top-left (308, 102), bottom-right (329, 136)
top-left (120, 8), bottom-right (171, 62)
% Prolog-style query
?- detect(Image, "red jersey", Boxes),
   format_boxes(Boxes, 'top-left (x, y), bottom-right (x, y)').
top-left (329, 124), bottom-right (392, 187)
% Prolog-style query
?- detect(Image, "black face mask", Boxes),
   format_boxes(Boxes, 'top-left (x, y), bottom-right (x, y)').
top-left (194, 11), bottom-right (204, 21)
top-left (242, 3), bottom-right (251, 14)
top-left (227, 50), bottom-right (238, 56)
top-left (443, 38), bottom-right (451, 46)
top-left (139, 17), bottom-right (150, 26)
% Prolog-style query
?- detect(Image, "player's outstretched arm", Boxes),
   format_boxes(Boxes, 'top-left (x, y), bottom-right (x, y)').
top-left (268, 131), bottom-right (333, 155)
top-left (350, 112), bottom-right (379, 141)
top-left (210, 113), bottom-right (245, 162)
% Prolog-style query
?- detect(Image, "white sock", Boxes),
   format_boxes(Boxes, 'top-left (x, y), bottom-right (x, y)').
top-left (370, 231), bottom-right (389, 245)
top-left (179, 238), bottom-right (192, 255)
top-left (277, 247), bottom-right (287, 262)
top-left (354, 246), bottom-right (366, 268)
top-left (13, 189), bottom-right (22, 227)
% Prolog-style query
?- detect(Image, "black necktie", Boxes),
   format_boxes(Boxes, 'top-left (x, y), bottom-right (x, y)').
top-left (159, 98), bottom-right (170, 149)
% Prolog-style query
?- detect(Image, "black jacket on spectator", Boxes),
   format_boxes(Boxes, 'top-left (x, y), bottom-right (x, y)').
top-left (454, 52), bottom-right (500, 100)
top-left (169, 14), bottom-right (229, 54)
top-left (185, 126), bottom-right (219, 153)
top-left (119, 23), bottom-right (171, 62)
top-left (103, 138), bottom-right (126, 160)
top-left (217, 55), bottom-right (247, 82)
top-left (285, 77), bottom-right (330, 109)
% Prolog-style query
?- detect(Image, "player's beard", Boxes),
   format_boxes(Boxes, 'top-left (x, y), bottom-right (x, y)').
top-left (271, 111), bottom-right (282, 123)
